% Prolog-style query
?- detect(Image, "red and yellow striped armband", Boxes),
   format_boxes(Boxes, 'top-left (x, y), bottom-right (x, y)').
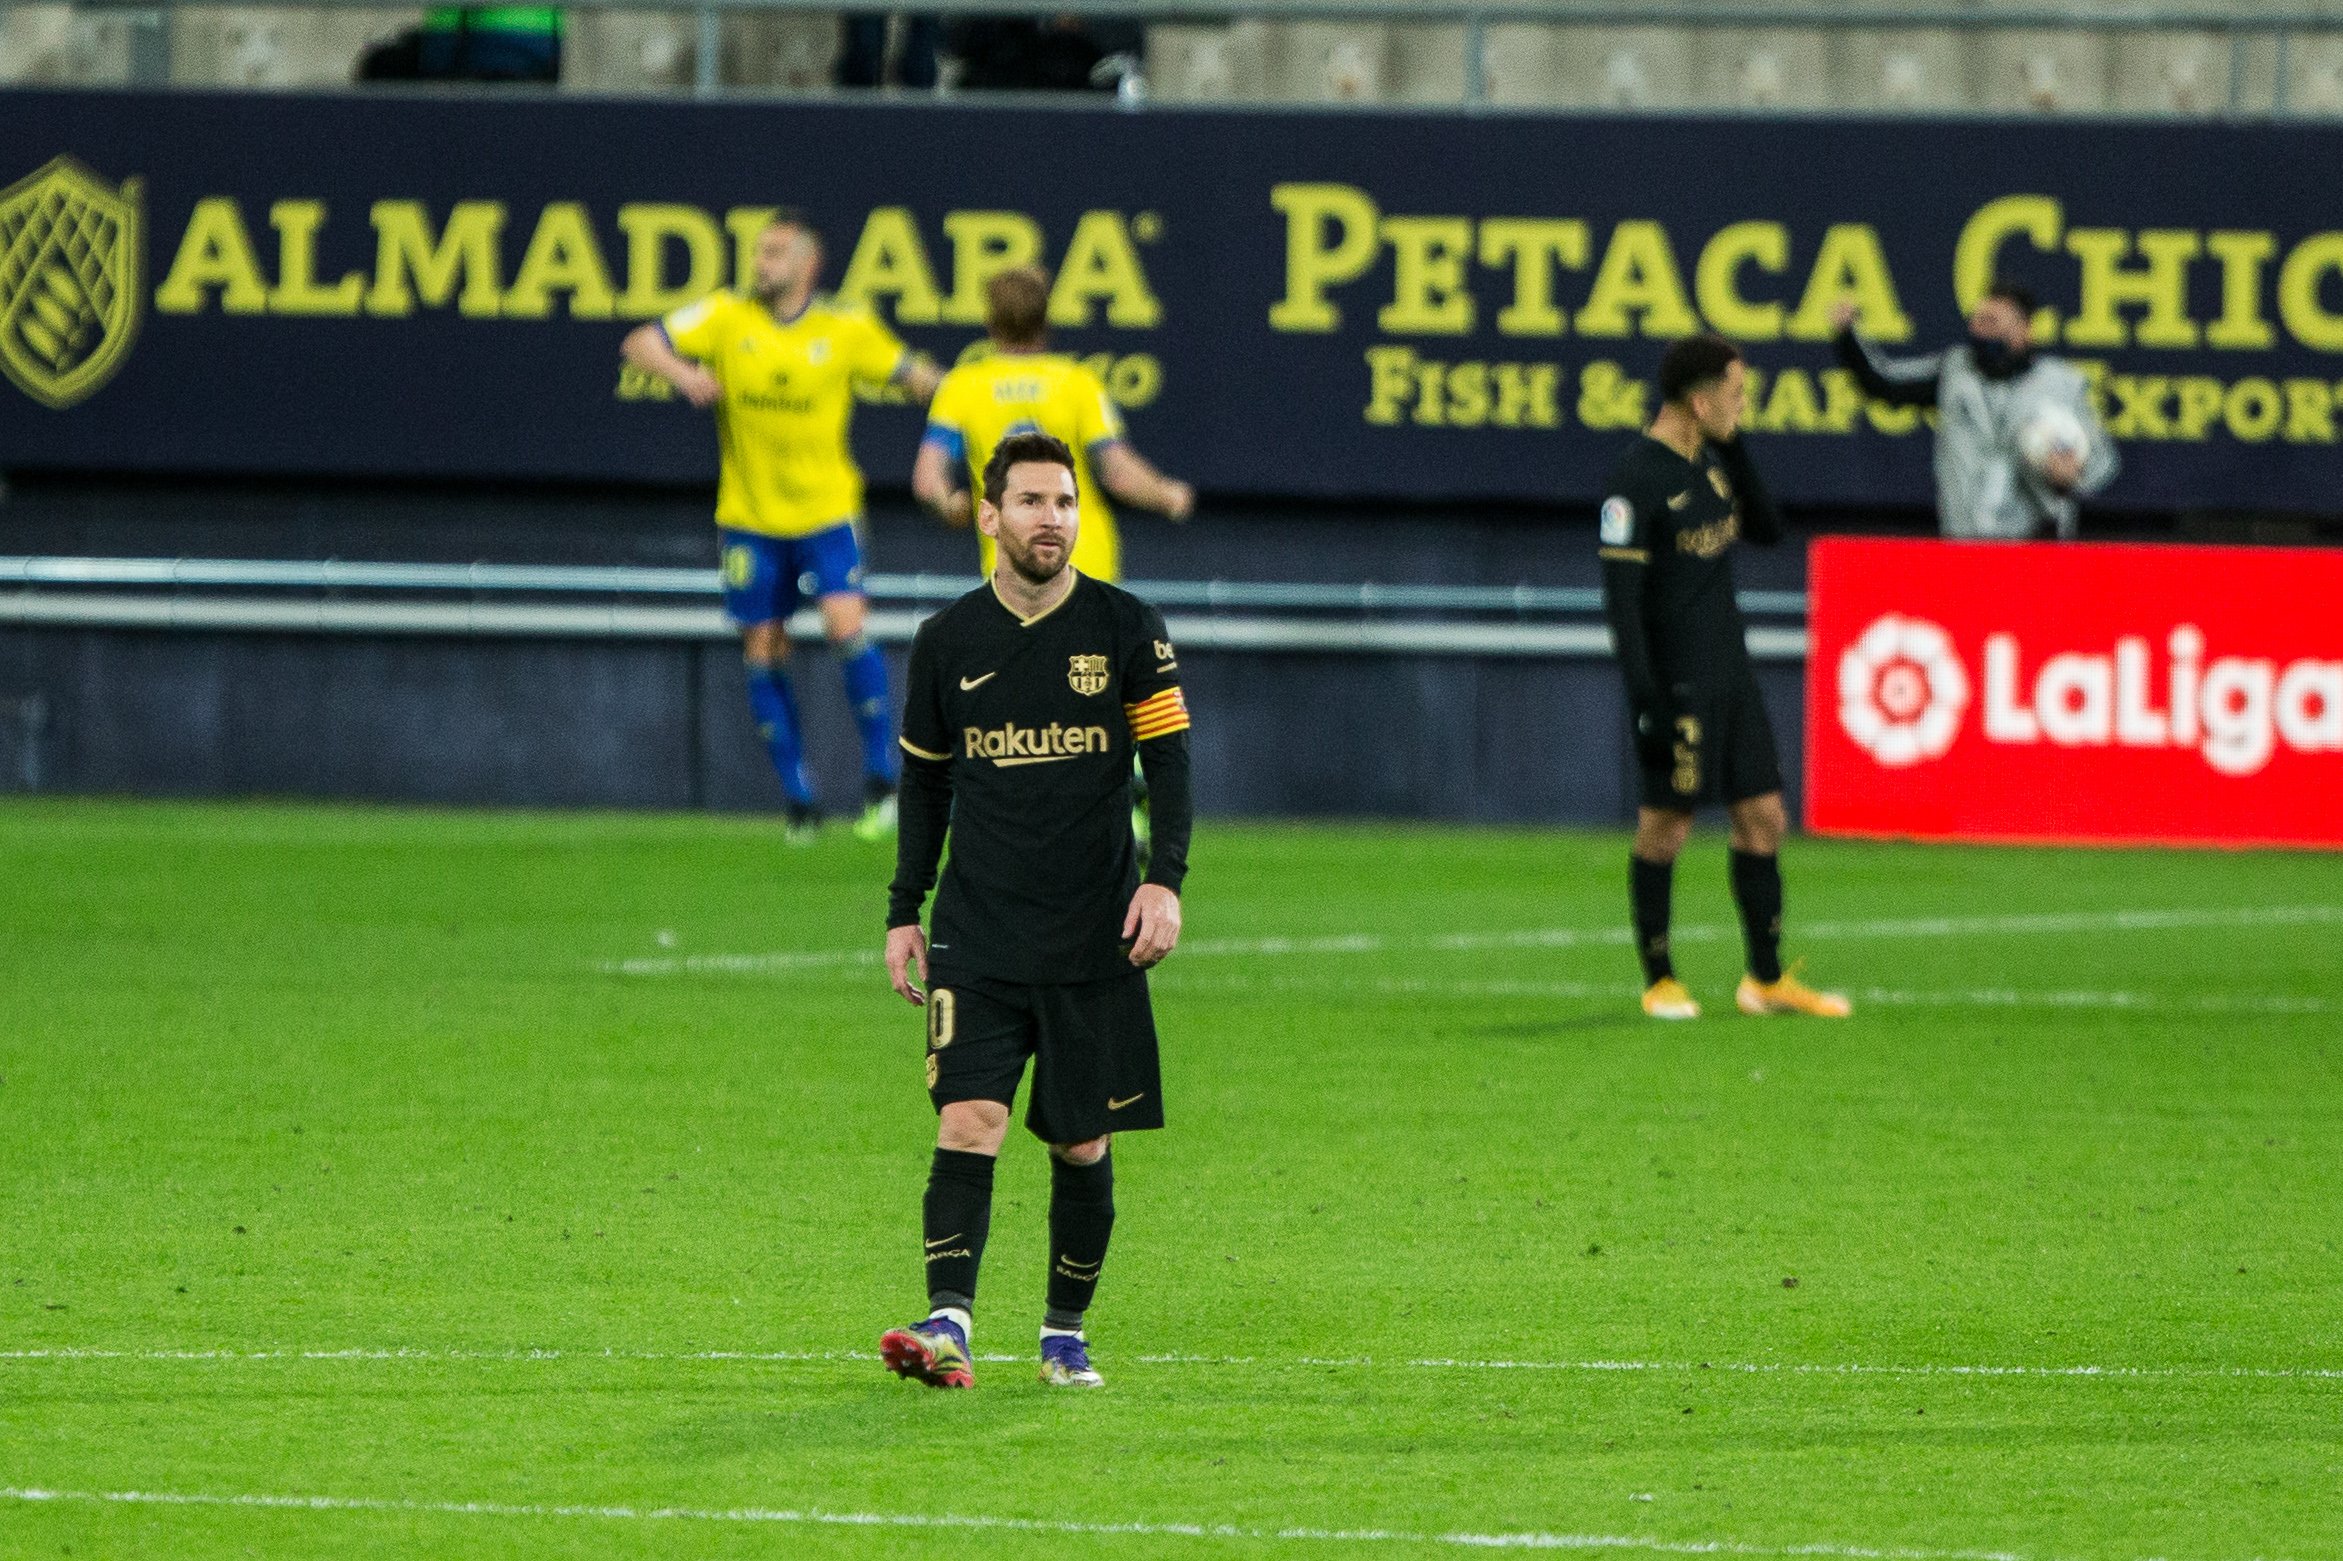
top-left (1124, 686), bottom-right (1191, 742)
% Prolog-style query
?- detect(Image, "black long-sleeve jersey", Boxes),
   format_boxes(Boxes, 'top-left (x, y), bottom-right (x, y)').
top-left (887, 571), bottom-right (1192, 988)
top-left (1597, 433), bottom-right (1781, 711)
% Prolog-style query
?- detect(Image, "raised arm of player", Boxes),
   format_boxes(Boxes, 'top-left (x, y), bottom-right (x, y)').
top-left (886, 624), bottom-right (955, 1005)
top-left (620, 321), bottom-right (719, 409)
top-left (1097, 442), bottom-right (1195, 522)
top-left (1831, 301), bottom-right (1942, 410)
top-left (1711, 435), bottom-right (1783, 546)
top-left (1072, 366), bottom-right (1192, 522)
top-left (911, 439), bottom-right (973, 528)
top-left (896, 354), bottom-right (944, 406)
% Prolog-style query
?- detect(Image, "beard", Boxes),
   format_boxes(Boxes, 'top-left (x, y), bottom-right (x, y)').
top-left (999, 531), bottom-right (1071, 585)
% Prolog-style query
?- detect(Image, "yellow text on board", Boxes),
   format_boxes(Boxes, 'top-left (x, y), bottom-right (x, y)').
top-left (149, 199), bottom-right (1163, 328)
top-left (1272, 183), bottom-right (2343, 354)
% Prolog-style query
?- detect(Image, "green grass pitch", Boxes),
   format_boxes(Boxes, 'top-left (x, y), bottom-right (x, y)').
top-left (3, 797), bottom-right (2339, 1560)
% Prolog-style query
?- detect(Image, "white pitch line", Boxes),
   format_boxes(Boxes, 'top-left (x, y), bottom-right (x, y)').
top-left (600, 946), bottom-right (882, 977)
top-left (5, 1345), bottom-right (2338, 1384)
top-left (596, 905), bottom-right (2343, 980)
top-left (1141, 1355), bottom-right (2343, 1385)
top-left (0, 1484), bottom-right (2044, 1561)
top-left (1851, 987), bottom-right (2335, 1017)
top-left (1150, 972), bottom-right (2337, 1018)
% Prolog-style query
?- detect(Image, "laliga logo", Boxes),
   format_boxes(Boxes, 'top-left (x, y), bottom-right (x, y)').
top-left (1837, 614), bottom-right (1969, 768)
top-left (1839, 613), bottom-right (2343, 777)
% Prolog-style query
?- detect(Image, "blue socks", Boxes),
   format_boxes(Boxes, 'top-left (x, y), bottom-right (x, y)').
top-left (838, 636), bottom-right (898, 789)
top-left (744, 662), bottom-right (815, 808)
top-left (747, 638), bottom-right (893, 806)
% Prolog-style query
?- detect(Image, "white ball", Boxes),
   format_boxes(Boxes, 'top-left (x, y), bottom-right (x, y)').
top-left (2018, 404), bottom-right (2087, 470)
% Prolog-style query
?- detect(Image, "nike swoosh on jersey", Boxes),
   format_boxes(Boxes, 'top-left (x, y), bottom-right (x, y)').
top-left (959, 672), bottom-right (998, 690)
top-left (1107, 1093), bottom-right (1146, 1111)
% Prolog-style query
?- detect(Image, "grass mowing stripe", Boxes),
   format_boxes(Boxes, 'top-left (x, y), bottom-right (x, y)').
top-left (597, 904), bottom-right (2343, 978)
top-left (9, 1346), bottom-right (2340, 1382)
top-left (0, 1486), bottom-right (2046, 1560)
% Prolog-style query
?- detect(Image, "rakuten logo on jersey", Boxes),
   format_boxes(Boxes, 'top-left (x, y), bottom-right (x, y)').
top-left (1839, 613), bottom-right (2343, 777)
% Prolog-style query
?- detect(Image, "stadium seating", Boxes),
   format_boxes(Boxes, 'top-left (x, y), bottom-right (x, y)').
top-left (1159, 13), bottom-right (2327, 115)
top-left (0, 3), bottom-right (130, 83)
top-left (171, 6), bottom-right (414, 87)
top-left (4, 0), bottom-right (2343, 114)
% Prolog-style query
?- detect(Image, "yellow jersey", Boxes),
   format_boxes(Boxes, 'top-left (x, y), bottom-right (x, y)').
top-left (925, 350), bottom-right (1127, 581)
top-left (662, 291), bottom-right (907, 539)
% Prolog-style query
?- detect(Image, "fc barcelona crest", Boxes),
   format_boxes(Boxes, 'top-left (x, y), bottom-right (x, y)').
top-left (0, 157), bottom-right (142, 409)
top-left (1067, 654), bottom-right (1110, 696)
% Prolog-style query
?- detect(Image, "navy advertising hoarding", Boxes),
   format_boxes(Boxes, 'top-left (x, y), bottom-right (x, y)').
top-left (4, 87), bottom-right (2343, 511)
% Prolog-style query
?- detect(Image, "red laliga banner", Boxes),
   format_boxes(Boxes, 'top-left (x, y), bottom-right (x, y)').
top-left (1805, 538), bottom-right (2343, 848)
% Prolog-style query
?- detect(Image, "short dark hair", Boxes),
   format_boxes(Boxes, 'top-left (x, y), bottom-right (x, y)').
top-left (1985, 278), bottom-right (2038, 317)
top-left (765, 206), bottom-right (822, 255)
top-left (982, 431), bottom-right (1078, 507)
top-left (987, 265), bottom-right (1051, 348)
top-left (1658, 333), bottom-right (1743, 405)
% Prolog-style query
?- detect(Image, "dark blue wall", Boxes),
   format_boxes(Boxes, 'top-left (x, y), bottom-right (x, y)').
top-left (0, 478), bottom-right (1818, 822)
top-left (0, 617), bottom-right (1806, 825)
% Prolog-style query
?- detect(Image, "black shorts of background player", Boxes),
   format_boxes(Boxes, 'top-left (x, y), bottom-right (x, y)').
top-left (1597, 333), bottom-right (1849, 1022)
top-left (878, 431), bottom-right (1195, 1390)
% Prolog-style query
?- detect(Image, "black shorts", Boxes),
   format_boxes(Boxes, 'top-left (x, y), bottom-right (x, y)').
top-left (1639, 672), bottom-right (1783, 811)
top-left (924, 972), bottom-right (1164, 1145)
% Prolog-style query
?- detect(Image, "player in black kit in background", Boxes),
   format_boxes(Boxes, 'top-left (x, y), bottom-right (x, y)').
top-left (1599, 334), bottom-right (1850, 1023)
top-left (880, 431), bottom-right (1193, 1390)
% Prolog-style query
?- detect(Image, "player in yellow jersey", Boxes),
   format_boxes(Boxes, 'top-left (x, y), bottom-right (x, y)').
top-left (622, 212), bottom-right (940, 841)
top-left (911, 264), bottom-right (1191, 585)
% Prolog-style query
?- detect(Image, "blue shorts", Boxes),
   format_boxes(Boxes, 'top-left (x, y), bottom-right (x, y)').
top-left (718, 523), bottom-right (867, 628)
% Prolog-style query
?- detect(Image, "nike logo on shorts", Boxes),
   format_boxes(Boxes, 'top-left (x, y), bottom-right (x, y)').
top-left (959, 672), bottom-right (998, 690)
top-left (1108, 1093), bottom-right (1146, 1111)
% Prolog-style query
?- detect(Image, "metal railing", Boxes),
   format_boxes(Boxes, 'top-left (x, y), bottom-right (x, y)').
top-left (24, 0), bottom-right (2343, 110)
top-left (0, 554), bottom-right (1813, 658)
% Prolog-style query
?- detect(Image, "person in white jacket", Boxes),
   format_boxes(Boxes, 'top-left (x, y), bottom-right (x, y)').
top-left (1834, 281), bottom-right (2119, 540)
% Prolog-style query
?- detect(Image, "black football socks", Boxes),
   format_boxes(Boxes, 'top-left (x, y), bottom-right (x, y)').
top-left (1631, 855), bottom-right (1676, 986)
top-left (923, 1147), bottom-right (995, 1314)
top-left (1042, 1150), bottom-right (1115, 1332)
top-left (1730, 849), bottom-right (1786, 984)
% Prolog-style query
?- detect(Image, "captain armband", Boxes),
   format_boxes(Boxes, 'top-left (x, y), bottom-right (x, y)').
top-left (1124, 686), bottom-right (1190, 742)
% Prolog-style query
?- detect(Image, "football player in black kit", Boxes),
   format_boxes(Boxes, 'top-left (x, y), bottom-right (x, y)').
top-left (1600, 334), bottom-right (1850, 1022)
top-left (879, 431), bottom-right (1193, 1390)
